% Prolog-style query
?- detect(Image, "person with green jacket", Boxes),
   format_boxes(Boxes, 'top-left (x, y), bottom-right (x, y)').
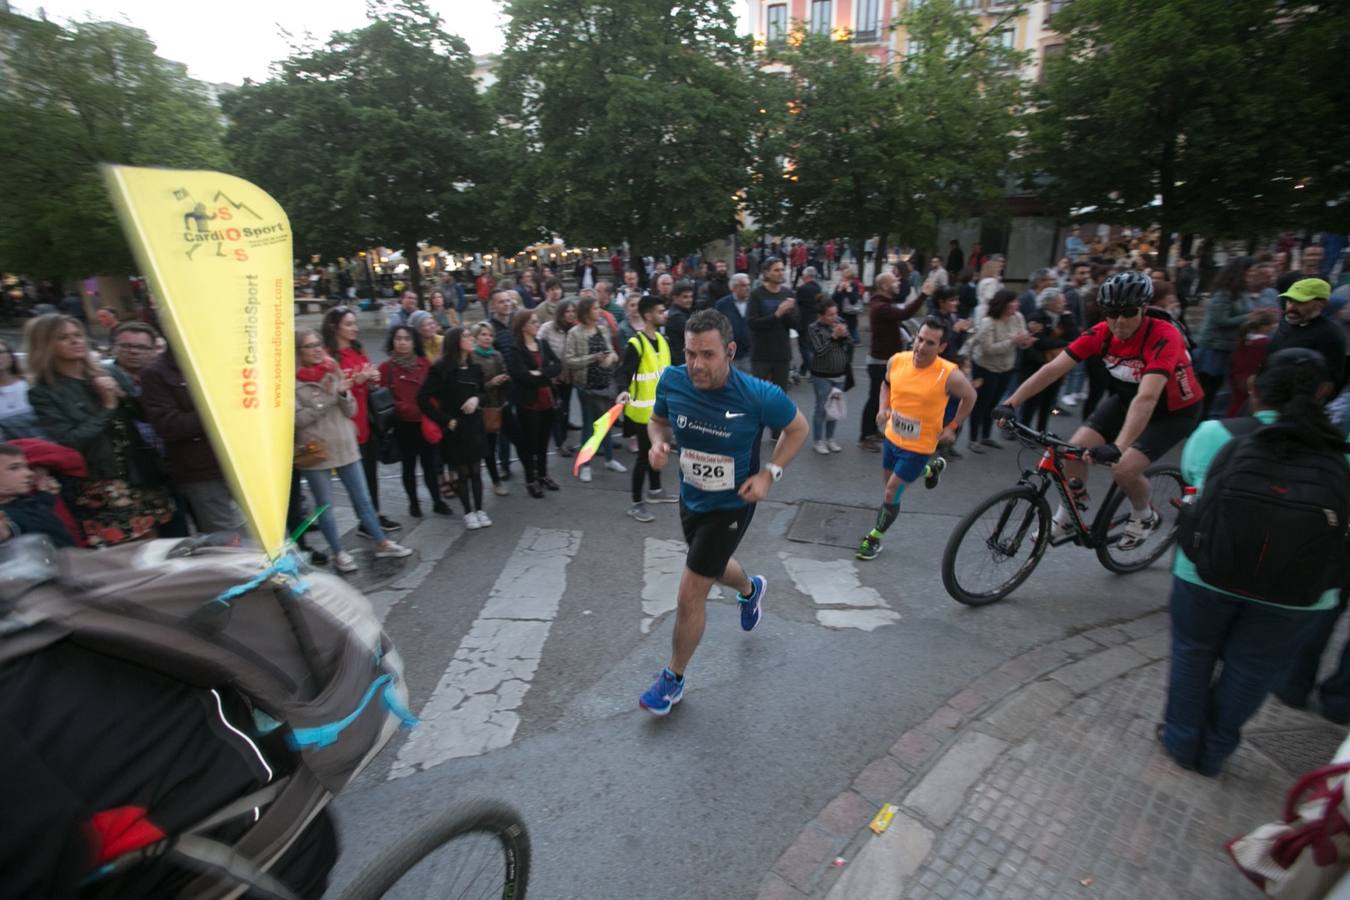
top-left (24, 314), bottom-right (173, 547)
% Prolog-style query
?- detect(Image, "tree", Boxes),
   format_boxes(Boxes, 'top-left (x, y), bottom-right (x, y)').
top-left (222, 0), bottom-right (490, 294)
top-left (1025, 0), bottom-right (1350, 247)
top-left (0, 13), bottom-right (226, 278)
top-left (495, 0), bottom-right (755, 264)
top-left (765, 1), bottom-right (1025, 265)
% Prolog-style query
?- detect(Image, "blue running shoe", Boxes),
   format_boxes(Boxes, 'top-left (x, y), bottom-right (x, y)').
top-left (639, 668), bottom-right (685, 716)
top-left (738, 575), bottom-right (766, 632)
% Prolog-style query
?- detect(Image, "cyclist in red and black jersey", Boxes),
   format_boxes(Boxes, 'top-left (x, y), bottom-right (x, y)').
top-left (997, 272), bottom-right (1202, 549)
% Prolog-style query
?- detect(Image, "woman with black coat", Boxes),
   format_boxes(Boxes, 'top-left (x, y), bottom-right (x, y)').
top-left (418, 326), bottom-right (492, 530)
top-left (505, 309), bottom-right (563, 498)
top-left (1018, 287), bottom-right (1079, 433)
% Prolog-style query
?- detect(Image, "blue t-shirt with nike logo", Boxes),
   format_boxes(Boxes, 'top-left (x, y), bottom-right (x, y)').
top-left (652, 364), bottom-right (798, 512)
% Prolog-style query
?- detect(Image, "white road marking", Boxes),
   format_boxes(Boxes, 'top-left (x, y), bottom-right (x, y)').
top-left (640, 538), bottom-right (721, 634)
top-left (779, 554), bottom-right (901, 631)
top-left (388, 527), bottom-right (582, 778)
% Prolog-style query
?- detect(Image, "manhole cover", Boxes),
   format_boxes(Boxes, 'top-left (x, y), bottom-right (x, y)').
top-left (1249, 726), bottom-right (1348, 776)
top-left (787, 501), bottom-right (876, 549)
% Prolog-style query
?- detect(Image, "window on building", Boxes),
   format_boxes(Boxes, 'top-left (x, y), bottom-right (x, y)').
top-left (809, 0), bottom-right (833, 35)
top-left (994, 22), bottom-right (1017, 50)
top-left (854, 0), bottom-right (880, 41)
top-left (1039, 42), bottom-right (1065, 81)
top-left (766, 3), bottom-right (788, 44)
top-left (954, 0), bottom-right (978, 7)
top-left (1048, 0), bottom-right (1071, 15)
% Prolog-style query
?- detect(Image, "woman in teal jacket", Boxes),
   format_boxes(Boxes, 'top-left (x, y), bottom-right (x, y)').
top-left (1160, 348), bottom-right (1349, 776)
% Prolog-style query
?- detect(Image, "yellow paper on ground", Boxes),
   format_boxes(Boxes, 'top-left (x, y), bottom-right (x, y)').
top-left (103, 164), bottom-right (293, 558)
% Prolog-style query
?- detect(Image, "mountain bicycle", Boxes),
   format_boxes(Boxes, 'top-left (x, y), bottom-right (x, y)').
top-left (941, 419), bottom-right (1186, 606)
top-left (340, 800), bottom-right (530, 899)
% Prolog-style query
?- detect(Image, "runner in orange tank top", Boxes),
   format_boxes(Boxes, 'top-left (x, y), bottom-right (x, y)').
top-left (857, 316), bottom-right (977, 561)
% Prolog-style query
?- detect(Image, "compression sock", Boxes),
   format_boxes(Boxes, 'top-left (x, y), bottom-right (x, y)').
top-left (872, 498), bottom-right (902, 538)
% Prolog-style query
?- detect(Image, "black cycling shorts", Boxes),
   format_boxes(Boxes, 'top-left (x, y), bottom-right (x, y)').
top-left (680, 502), bottom-right (756, 578)
top-left (1084, 394), bottom-right (1200, 461)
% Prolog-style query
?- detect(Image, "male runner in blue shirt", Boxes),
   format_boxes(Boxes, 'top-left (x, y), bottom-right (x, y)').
top-left (640, 310), bottom-right (809, 715)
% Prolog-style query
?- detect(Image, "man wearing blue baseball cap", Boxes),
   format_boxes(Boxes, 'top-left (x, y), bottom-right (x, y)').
top-left (1269, 278), bottom-right (1346, 388)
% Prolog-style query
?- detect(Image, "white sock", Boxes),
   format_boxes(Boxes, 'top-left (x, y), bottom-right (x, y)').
top-left (1053, 506), bottom-right (1073, 527)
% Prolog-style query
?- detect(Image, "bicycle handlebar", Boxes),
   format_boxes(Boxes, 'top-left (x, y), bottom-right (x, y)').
top-left (997, 418), bottom-right (1086, 459)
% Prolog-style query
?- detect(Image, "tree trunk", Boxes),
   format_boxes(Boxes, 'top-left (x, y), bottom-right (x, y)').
top-left (405, 243), bottom-right (424, 305)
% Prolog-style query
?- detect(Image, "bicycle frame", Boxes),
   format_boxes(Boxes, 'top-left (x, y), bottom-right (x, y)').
top-left (1005, 422), bottom-right (1122, 549)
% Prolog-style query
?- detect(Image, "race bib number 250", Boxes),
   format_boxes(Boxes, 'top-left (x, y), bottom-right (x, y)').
top-left (679, 448), bottom-right (735, 491)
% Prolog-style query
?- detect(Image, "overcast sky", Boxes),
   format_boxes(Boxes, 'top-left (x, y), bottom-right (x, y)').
top-left (17, 1), bottom-right (752, 85)
top-left (14, 1), bottom-right (512, 84)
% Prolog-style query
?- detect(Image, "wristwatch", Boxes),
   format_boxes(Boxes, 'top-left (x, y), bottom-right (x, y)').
top-left (765, 462), bottom-right (784, 482)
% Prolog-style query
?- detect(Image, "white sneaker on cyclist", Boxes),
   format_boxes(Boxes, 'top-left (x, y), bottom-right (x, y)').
top-left (1117, 510), bottom-right (1160, 550)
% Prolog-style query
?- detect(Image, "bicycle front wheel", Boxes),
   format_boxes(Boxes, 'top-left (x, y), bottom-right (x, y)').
top-left (1096, 464), bottom-right (1186, 574)
top-left (943, 486), bottom-right (1051, 606)
top-left (340, 801), bottom-right (530, 900)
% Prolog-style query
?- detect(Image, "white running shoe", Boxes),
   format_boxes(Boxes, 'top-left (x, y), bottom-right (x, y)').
top-left (492, 482), bottom-right (509, 496)
top-left (580, 465), bottom-right (593, 483)
top-left (827, 440), bottom-right (843, 452)
top-left (814, 440), bottom-right (830, 455)
top-left (334, 551), bottom-right (359, 573)
top-left (464, 512), bottom-right (482, 530)
top-left (605, 458), bottom-right (628, 473)
top-left (1117, 510), bottom-right (1160, 551)
top-left (476, 510), bottom-right (493, 527)
top-left (374, 541), bottom-right (413, 559)
top-left (1060, 394), bottom-right (1080, 408)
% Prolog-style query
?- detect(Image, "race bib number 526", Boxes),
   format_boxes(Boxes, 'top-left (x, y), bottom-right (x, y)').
top-left (679, 448), bottom-right (735, 491)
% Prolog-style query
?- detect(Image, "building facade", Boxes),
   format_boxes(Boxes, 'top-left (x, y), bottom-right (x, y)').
top-left (746, 0), bottom-right (1067, 83)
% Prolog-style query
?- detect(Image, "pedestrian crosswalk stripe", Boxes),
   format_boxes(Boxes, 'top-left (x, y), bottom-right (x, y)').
top-left (640, 538), bottom-right (722, 634)
top-left (779, 553), bottom-right (902, 631)
top-left (388, 527), bottom-right (582, 779)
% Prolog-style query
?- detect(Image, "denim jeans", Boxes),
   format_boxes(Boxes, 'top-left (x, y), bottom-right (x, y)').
top-left (302, 461), bottom-right (385, 553)
top-left (1277, 598), bottom-right (1350, 718)
top-left (1162, 576), bottom-right (1322, 775)
top-left (811, 375), bottom-right (844, 441)
top-left (577, 389), bottom-right (614, 462)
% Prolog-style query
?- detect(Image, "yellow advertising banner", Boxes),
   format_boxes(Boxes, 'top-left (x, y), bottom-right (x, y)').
top-left (103, 164), bottom-right (293, 559)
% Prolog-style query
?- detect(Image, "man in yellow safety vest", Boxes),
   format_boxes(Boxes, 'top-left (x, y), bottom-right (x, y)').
top-left (616, 295), bottom-right (676, 522)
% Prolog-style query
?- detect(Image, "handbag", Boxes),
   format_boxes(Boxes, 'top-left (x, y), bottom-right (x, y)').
top-left (293, 438), bottom-right (328, 468)
top-left (1228, 762), bottom-right (1350, 897)
top-left (825, 387), bottom-right (847, 422)
top-left (482, 406), bottom-right (502, 434)
top-left (420, 416), bottom-right (442, 445)
top-left (367, 386), bottom-right (397, 433)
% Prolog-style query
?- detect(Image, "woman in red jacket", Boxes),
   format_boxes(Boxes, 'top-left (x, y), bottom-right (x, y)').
top-left (379, 326), bottom-right (449, 517)
top-left (322, 307), bottom-right (400, 537)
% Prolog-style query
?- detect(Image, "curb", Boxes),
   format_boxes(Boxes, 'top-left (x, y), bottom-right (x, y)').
top-left (755, 609), bottom-right (1172, 900)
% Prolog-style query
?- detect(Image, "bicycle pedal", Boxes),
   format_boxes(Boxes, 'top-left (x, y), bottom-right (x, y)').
top-left (1048, 533), bottom-right (1079, 548)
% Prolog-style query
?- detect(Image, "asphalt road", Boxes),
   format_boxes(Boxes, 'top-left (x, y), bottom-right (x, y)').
top-left (316, 333), bottom-right (1175, 899)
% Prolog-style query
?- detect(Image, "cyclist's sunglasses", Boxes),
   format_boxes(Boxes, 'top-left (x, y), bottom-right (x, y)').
top-left (1104, 306), bottom-right (1141, 319)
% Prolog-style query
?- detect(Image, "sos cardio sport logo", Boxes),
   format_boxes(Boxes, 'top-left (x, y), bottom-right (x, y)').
top-left (175, 188), bottom-right (286, 262)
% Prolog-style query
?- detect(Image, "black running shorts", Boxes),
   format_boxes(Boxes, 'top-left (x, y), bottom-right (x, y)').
top-left (1084, 394), bottom-right (1200, 461)
top-left (680, 502), bottom-right (756, 578)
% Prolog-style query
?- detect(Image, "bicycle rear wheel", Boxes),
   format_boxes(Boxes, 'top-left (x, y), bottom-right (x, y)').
top-left (942, 486), bottom-right (1051, 606)
top-left (1096, 464), bottom-right (1186, 574)
top-left (340, 801), bottom-right (530, 900)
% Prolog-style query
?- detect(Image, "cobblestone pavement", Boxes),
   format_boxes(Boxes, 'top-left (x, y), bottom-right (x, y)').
top-left (759, 613), bottom-right (1349, 900)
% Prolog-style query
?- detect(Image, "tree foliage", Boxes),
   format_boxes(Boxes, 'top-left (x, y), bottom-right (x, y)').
top-left (1026, 0), bottom-right (1350, 244)
top-left (762, 1), bottom-right (1025, 257)
top-left (495, 0), bottom-right (754, 256)
top-left (222, 0), bottom-right (490, 289)
top-left (0, 13), bottom-right (226, 277)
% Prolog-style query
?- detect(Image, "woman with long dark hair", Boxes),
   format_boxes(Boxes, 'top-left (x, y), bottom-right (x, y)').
top-left (1161, 348), bottom-right (1350, 776)
top-left (539, 299), bottom-right (577, 456)
top-left (321, 306), bottom-right (400, 536)
top-left (379, 325), bottom-right (448, 517)
top-left (505, 309), bottom-right (562, 498)
top-left (418, 326), bottom-right (492, 529)
top-left (472, 322), bottom-right (512, 496)
top-left (1194, 257), bottom-right (1258, 418)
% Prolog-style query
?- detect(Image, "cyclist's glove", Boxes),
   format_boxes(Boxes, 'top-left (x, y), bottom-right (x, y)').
top-left (1088, 443), bottom-right (1122, 465)
top-left (992, 404), bottom-right (1016, 425)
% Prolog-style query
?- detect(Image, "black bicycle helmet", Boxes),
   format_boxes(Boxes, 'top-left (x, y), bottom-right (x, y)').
top-left (1097, 271), bottom-right (1153, 310)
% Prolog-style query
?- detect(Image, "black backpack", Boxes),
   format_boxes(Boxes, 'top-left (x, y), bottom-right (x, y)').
top-left (1178, 418), bottom-right (1350, 606)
